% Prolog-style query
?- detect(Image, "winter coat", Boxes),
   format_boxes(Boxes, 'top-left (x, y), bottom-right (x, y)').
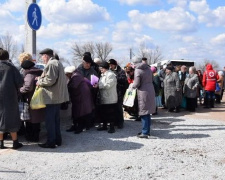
top-left (202, 64), bottom-right (219, 91)
top-left (99, 70), bottom-right (118, 104)
top-left (215, 75), bottom-right (224, 95)
top-left (183, 74), bottom-right (199, 98)
top-left (153, 73), bottom-right (161, 96)
top-left (20, 67), bottom-right (45, 123)
top-left (164, 72), bottom-right (182, 109)
top-left (132, 63), bottom-right (156, 116)
top-left (111, 65), bottom-right (128, 102)
top-left (68, 71), bottom-right (94, 119)
top-left (37, 57), bottom-right (69, 105)
top-left (0, 61), bottom-right (24, 132)
top-left (77, 64), bottom-right (99, 80)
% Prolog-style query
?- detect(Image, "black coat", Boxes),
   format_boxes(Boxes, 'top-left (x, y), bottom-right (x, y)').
top-left (0, 61), bottom-right (23, 132)
top-left (111, 65), bottom-right (128, 102)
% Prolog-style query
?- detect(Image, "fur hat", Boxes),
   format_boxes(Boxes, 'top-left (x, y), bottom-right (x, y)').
top-left (21, 60), bottom-right (35, 69)
top-left (99, 61), bottom-right (109, 69)
top-left (83, 55), bottom-right (93, 63)
top-left (108, 59), bottom-right (117, 65)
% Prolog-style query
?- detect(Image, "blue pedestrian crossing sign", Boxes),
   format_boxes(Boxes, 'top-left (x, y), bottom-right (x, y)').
top-left (27, 3), bottom-right (42, 31)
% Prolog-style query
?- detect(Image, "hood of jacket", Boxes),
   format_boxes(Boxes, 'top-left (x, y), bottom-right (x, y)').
top-left (135, 63), bottom-right (149, 70)
top-left (206, 63), bottom-right (213, 71)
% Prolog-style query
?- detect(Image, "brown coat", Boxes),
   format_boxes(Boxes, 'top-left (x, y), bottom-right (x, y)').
top-left (20, 68), bottom-right (45, 123)
top-left (132, 63), bottom-right (156, 115)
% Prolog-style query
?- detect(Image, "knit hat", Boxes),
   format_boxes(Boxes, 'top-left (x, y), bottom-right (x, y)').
top-left (151, 66), bottom-right (157, 73)
top-left (21, 60), bottom-right (35, 69)
top-left (83, 52), bottom-right (91, 57)
top-left (99, 61), bottom-right (109, 69)
top-left (64, 66), bottom-right (76, 74)
top-left (108, 59), bottom-right (117, 65)
top-left (83, 55), bottom-right (93, 63)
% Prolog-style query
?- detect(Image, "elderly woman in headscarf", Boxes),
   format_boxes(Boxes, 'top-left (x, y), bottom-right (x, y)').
top-left (0, 49), bottom-right (24, 149)
top-left (215, 71), bottom-right (224, 103)
top-left (132, 57), bottom-right (155, 138)
top-left (65, 66), bottom-right (94, 134)
top-left (183, 66), bottom-right (199, 112)
top-left (164, 66), bottom-right (181, 112)
top-left (19, 52), bottom-right (45, 142)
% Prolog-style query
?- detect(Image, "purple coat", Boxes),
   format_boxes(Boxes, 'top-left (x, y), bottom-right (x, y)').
top-left (68, 71), bottom-right (94, 119)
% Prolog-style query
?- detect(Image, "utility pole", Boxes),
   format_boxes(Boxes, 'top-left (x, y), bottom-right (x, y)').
top-left (25, 0), bottom-right (36, 61)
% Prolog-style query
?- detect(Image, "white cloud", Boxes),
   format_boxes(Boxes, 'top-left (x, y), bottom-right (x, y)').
top-left (128, 7), bottom-right (197, 33)
top-left (2, 0), bottom-right (24, 12)
top-left (167, 0), bottom-right (189, 8)
top-left (211, 34), bottom-right (225, 46)
top-left (118, 0), bottom-right (160, 5)
top-left (37, 23), bottom-right (93, 39)
top-left (189, 0), bottom-right (225, 27)
top-left (39, 0), bottom-right (110, 24)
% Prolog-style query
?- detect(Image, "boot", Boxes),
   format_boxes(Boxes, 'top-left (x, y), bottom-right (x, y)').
top-left (204, 99), bottom-right (210, 108)
top-left (12, 139), bottom-right (23, 149)
top-left (0, 140), bottom-right (5, 149)
top-left (108, 123), bottom-right (115, 133)
top-left (210, 99), bottom-right (215, 108)
top-left (32, 123), bottom-right (40, 142)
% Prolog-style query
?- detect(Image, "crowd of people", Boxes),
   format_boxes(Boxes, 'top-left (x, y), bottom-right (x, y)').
top-left (0, 47), bottom-right (224, 149)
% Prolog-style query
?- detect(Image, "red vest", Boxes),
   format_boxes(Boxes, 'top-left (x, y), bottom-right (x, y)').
top-left (204, 70), bottom-right (217, 91)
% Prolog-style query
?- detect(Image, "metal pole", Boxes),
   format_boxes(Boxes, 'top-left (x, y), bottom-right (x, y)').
top-left (25, 0), bottom-right (36, 61)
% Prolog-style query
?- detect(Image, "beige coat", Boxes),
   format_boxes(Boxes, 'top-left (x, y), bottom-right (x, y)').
top-left (38, 58), bottom-right (69, 104)
top-left (215, 76), bottom-right (224, 95)
top-left (99, 70), bottom-right (118, 104)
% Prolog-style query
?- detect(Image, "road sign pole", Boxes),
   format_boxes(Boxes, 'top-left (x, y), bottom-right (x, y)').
top-left (25, 0), bottom-right (36, 61)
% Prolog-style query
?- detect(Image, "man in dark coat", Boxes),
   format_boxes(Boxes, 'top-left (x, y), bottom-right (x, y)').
top-left (0, 49), bottom-right (24, 149)
top-left (108, 59), bottom-right (128, 128)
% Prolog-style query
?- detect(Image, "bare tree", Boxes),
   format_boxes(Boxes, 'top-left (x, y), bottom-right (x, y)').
top-left (137, 43), bottom-right (163, 65)
top-left (71, 42), bottom-right (95, 64)
top-left (95, 42), bottom-right (112, 61)
top-left (0, 32), bottom-right (18, 61)
top-left (71, 41), bottom-right (112, 64)
top-left (196, 59), bottom-right (219, 72)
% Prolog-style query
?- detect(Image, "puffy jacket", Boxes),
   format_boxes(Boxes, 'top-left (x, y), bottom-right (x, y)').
top-left (99, 70), bottom-right (118, 104)
top-left (202, 64), bottom-right (219, 91)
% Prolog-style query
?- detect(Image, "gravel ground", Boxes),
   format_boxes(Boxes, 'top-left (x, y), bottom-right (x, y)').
top-left (1, 106), bottom-right (225, 180)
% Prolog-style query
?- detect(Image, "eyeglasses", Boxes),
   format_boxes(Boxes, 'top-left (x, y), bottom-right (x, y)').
top-left (126, 71), bottom-right (130, 73)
